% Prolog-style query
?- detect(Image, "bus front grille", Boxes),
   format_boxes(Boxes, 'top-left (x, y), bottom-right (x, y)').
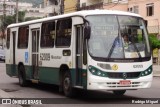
top-left (107, 72), bottom-right (141, 79)
top-left (106, 82), bottom-right (141, 88)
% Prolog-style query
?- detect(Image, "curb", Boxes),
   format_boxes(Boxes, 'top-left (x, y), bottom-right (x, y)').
top-left (153, 65), bottom-right (160, 77)
top-left (0, 89), bottom-right (22, 107)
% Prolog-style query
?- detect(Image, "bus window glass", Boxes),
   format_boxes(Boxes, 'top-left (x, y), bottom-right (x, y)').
top-left (41, 22), bottom-right (55, 48)
top-left (87, 15), bottom-right (151, 60)
top-left (18, 26), bottom-right (29, 49)
top-left (118, 16), bottom-right (150, 58)
top-left (7, 28), bottom-right (10, 49)
top-left (56, 18), bottom-right (72, 47)
top-left (87, 15), bottom-right (121, 58)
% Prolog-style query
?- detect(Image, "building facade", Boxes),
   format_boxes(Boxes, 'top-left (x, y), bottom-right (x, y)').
top-left (0, 0), bottom-right (45, 46)
top-left (80, 0), bottom-right (128, 10)
top-left (0, 0), bottom-right (45, 18)
top-left (43, 0), bottom-right (61, 17)
top-left (0, 0), bottom-right (33, 16)
top-left (25, 7), bottom-right (45, 18)
top-left (128, 0), bottom-right (160, 34)
top-left (79, 0), bottom-right (160, 34)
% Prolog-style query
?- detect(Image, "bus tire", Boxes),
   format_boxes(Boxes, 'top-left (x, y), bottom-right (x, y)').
top-left (63, 71), bottom-right (75, 97)
top-left (113, 90), bottom-right (126, 96)
top-left (18, 65), bottom-right (28, 87)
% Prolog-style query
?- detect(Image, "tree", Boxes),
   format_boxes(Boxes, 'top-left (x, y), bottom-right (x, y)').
top-left (25, 17), bottom-right (41, 21)
top-left (0, 11), bottom-right (26, 44)
top-left (0, 15), bottom-right (14, 39)
top-left (149, 34), bottom-right (160, 49)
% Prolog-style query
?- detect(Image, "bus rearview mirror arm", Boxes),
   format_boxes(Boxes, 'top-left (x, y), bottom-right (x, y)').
top-left (84, 22), bottom-right (91, 39)
top-left (144, 20), bottom-right (148, 27)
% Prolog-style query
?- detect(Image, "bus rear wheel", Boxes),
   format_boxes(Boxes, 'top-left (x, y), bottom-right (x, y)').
top-left (113, 90), bottom-right (126, 96)
top-left (63, 71), bottom-right (75, 97)
top-left (18, 65), bottom-right (28, 87)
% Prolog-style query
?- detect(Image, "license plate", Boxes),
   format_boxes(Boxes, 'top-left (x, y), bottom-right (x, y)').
top-left (119, 80), bottom-right (131, 86)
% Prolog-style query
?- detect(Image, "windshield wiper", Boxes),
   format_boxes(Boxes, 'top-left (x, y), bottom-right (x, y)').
top-left (108, 16), bottom-right (123, 59)
top-left (131, 42), bottom-right (142, 60)
top-left (107, 37), bottom-right (118, 58)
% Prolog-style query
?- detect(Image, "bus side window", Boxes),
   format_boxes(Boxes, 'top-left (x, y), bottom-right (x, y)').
top-left (18, 26), bottom-right (29, 49)
top-left (41, 22), bottom-right (55, 48)
top-left (56, 18), bottom-right (72, 47)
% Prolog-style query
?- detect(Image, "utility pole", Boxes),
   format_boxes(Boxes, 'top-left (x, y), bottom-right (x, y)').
top-left (2, 0), bottom-right (6, 48)
top-left (77, 0), bottom-right (80, 11)
top-left (60, 0), bottom-right (64, 14)
top-left (16, 0), bottom-right (19, 23)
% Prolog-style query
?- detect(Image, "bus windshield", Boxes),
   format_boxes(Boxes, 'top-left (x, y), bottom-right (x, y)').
top-left (87, 15), bottom-right (151, 60)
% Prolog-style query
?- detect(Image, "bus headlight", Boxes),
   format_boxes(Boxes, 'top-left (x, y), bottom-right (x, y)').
top-left (140, 66), bottom-right (152, 77)
top-left (89, 65), bottom-right (107, 77)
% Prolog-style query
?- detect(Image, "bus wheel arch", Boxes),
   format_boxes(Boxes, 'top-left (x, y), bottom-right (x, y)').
top-left (18, 62), bottom-right (28, 87)
top-left (59, 64), bottom-right (75, 97)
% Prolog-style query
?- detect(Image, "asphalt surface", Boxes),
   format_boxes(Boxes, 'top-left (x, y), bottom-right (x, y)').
top-left (0, 62), bottom-right (160, 107)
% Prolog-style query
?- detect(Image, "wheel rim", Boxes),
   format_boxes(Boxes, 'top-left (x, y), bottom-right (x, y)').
top-left (19, 73), bottom-right (23, 85)
top-left (64, 77), bottom-right (70, 91)
top-left (19, 66), bottom-right (23, 85)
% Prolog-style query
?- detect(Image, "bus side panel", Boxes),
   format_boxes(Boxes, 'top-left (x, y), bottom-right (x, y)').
top-left (39, 67), bottom-right (59, 85)
top-left (6, 64), bottom-right (18, 77)
top-left (24, 65), bottom-right (32, 80)
top-left (70, 68), bottom-right (87, 88)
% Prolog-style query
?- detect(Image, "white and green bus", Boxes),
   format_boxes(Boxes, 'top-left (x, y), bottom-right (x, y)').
top-left (6, 10), bottom-right (152, 97)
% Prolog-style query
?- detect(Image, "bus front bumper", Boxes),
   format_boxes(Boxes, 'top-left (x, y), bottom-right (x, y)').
top-left (87, 74), bottom-right (153, 90)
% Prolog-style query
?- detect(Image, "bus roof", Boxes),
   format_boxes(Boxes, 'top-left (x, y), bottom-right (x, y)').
top-left (7, 10), bottom-right (142, 28)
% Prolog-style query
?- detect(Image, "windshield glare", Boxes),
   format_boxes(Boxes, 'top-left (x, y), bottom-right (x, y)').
top-left (87, 15), bottom-right (151, 59)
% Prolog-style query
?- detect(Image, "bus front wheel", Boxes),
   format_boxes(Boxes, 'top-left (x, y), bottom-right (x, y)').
top-left (113, 90), bottom-right (126, 96)
top-left (63, 71), bottom-right (75, 97)
top-left (18, 65), bottom-right (28, 87)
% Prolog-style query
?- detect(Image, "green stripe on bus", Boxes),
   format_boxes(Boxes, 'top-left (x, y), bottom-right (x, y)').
top-left (6, 64), bottom-right (87, 88)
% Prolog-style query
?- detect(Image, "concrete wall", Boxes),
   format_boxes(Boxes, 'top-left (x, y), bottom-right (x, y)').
top-left (103, 3), bottom-right (128, 11)
top-left (64, 0), bottom-right (77, 14)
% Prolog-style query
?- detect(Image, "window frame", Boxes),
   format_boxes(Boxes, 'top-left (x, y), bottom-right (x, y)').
top-left (146, 3), bottom-right (154, 16)
top-left (133, 6), bottom-right (139, 14)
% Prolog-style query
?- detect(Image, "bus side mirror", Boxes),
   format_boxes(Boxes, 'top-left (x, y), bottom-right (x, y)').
top-left (144, 20), bottom-right (148, 27)
top-left (84, 25), bottom-right (91, 39)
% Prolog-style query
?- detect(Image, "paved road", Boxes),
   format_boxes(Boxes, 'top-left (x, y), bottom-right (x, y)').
top-left (0, 62), bottom-right (160, 107)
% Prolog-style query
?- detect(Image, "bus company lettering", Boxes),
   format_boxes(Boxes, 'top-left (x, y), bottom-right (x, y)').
top-left (51, 55), bottom-right (62, 59)
top-left (40, 53), bottom-right (50, 61)
top-left (133, 65), bottom-right (143, 68)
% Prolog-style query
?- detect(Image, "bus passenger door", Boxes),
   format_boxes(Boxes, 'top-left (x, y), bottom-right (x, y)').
top-left (76, 26), bottom-right (83, 85)
top-left (10, 31), bottom-right (16, 76)
top-left (31, 29), bottom-right (39, 79)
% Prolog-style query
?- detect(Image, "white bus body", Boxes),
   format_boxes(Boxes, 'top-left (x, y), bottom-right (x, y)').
top-left (6, 10), bottom-right (152, 97)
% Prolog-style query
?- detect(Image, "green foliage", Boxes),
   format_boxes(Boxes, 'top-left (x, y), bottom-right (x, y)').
top-left (0, 16), bottom-right (13, 29)
top-left (137, 34), bottom-right (143, 42)
top-left (25, 17), bottom-right (41, 21)
top-left (18, 11), bottom-right (26, 22)
top-left (0, 11), bottom-right (26, 39)
top-left (0, 11), bottom-right (26, 29)
top-left (12, 0), bottom-right (43, 7)
top-left (149, 34), bottom-right (160, 49)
